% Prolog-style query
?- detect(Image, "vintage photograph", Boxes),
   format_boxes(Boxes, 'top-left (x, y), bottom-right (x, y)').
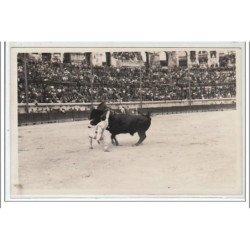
top-left (6, 43), bottom-right (245, 200)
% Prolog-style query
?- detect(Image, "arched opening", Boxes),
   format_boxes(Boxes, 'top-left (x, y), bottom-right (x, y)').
top-left (159, 51), bottom-right (167, 66)
top-left (165, 52), bottom-right (170, 66)
top-left (106, 52), bottom-right (111, 66)
top-left (63, 53), bottom-right (71, 63)
top-left (42, 53), bottom-right (51, 61)
top-left (198, 51), bottom-right (208, 65)
top-left (145, 52), bottom-right (150, 68)
top-left (190, 51), bottom-right (197, 63)
top-left (178, 51), bottom-right (188, 67)
top-left (85, 53), bottom-right (91, 66)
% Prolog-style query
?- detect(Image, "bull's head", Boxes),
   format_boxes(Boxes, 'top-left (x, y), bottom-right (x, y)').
top-left (89, 109), bottom-right (105, 125)
top-left (89, 102), bottom-right (109, 125)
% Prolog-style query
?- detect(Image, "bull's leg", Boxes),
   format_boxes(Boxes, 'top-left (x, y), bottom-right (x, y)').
top-left (134, 131), bottom-right (146, 146)
top-left (111, 134), bottom-right (119, 146)
top-left (111, 135), bottom-right (116, 145)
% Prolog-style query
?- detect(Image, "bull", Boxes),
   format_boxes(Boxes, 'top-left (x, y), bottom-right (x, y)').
top-left (89, 102), bottom-right (151, 146)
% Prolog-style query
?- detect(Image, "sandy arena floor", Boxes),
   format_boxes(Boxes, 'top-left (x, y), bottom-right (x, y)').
top-left (14, 110), bottom-right (243, 197)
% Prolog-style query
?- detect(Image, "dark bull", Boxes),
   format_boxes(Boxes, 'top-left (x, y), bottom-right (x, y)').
top-left (89, 102), bottom-right (151, 146)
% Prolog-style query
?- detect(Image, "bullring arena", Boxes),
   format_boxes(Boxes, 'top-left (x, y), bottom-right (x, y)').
top-left (12, 48), bottom-right (243, 199)
top-left (16, 109), bottom-right (242, 197)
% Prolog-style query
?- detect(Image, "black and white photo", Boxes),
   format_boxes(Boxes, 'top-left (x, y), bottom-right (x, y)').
top-left (5, 43), bottom-right (245, 201)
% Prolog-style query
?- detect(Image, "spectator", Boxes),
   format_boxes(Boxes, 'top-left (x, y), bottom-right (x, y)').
top-left (18, 55), bottom-right (236, 104)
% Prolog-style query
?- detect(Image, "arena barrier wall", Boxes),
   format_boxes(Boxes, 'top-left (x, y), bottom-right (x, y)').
top-left (18, 98), bottom-right (236, 126)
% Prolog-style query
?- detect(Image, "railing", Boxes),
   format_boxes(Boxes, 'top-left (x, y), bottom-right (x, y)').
top-left (18, 98), bottom-right (236, 126)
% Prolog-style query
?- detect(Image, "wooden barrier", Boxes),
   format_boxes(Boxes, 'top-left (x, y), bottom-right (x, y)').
top-left (18, 98), bottom-right (236, 126)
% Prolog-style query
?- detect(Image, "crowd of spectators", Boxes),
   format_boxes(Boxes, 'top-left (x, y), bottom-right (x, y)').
top-left (112, 52), bottom-right (142, 62)
top-left (18, 56), bottom-right (236, 104)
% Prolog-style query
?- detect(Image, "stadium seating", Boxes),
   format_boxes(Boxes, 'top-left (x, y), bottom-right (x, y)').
top-left (18, 58), bottom-right (236, 105)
